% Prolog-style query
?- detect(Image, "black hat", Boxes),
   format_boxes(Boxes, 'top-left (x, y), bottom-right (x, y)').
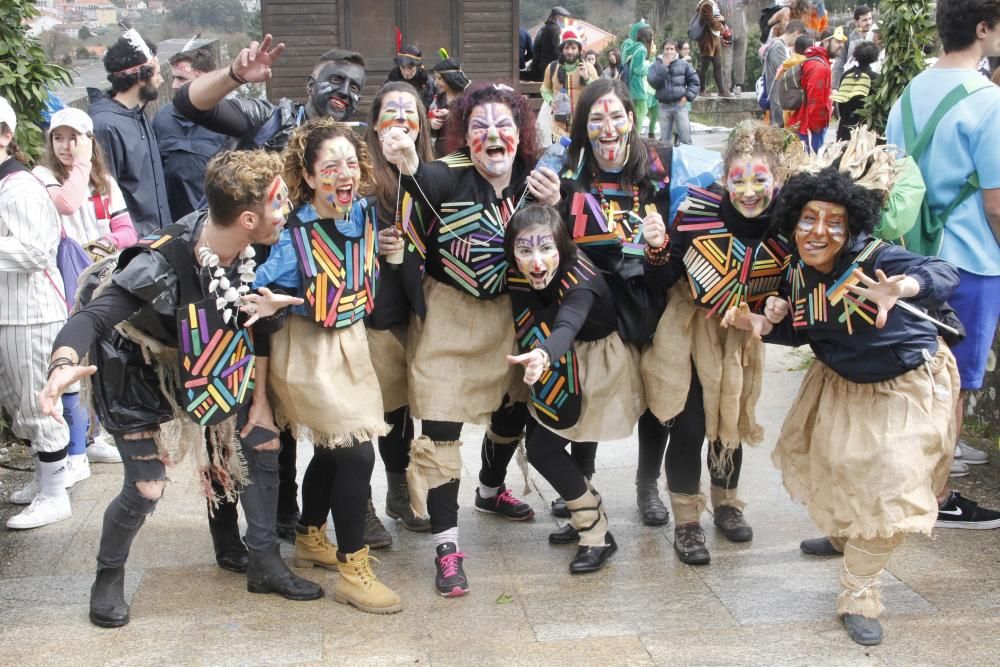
top-left (551, 6), bottom-right (571, 17)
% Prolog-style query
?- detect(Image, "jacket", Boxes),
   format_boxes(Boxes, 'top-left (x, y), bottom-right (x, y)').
top-left (620, 22), bottom-right (652, 104)
top-left (647, 59), bottom-right (700, 104)
top-left (697, 0), bottom-right (724, 57)
top-left (788, 45), bottom-right (832, 134)
top-left (152, 102), bottom-right (230, 219)
top-left (531, 18), bottom-right (562, 80)
top-left (832, 28), bottom-right (873, 88)
top-left (87, 88), bottom-right (171, 236)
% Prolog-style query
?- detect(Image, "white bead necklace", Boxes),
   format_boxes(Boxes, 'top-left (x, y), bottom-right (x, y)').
top-left (197, 227), bottom-right (257, 326)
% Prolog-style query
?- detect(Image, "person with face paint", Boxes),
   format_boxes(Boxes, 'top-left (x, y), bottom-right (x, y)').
top-left (253, 119), bottom-right (403, 614)
top-left (381, 82), bottom-right (560, 597)
top-left (540, 29), bottom-right (598, 141)
top-left (37, 150), bottom-right (318, 627)
top-left (505, 205), bottom-right (641, 573)
top-left (386, 45), bottom-right (437, 110)
top-left (87, 28), bottom-right (171, 236)
top-left (174, 34), bottom-right (366, 152)
top-left (555, 78), bottom-right (671, 525)
top-left (641, 121), bottom-right (800, 565)
top-left (363, 82), bottom-right (435, 533)
top-left (722, 153), bottom-right (967, 646)
top-left (429, 57), bottom-right (471, 157)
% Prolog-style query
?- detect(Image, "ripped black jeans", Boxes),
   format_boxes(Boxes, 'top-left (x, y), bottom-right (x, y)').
top-left (96, 414), bottom-right (281, 570)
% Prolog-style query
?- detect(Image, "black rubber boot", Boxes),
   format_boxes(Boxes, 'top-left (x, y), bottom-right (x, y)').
top-left (246, 544), bottom-right (324, 601)
top-left (636, 480), bottom-right (670, 526)
top-left (90, 567), bottom-right (129, 628)
top-left (208, 499), bottom-right (250, 573)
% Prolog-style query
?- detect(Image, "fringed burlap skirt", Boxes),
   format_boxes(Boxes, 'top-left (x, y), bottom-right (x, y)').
top-left (407, 278), bottom-right (520, 424)
top-left (269, 315), bottom-right (387, 447)
top-left (533, 333), bottom-right (645, 442)
top-left (642, 284), bottom-right (764, 449)
top-left (368, 324), bottom-right (409, 413)
top-left (774, 343), bottom-right (958, 540)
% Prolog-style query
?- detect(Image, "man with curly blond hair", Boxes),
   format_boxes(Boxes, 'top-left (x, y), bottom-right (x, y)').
top-left (36, 150), bottom-right (320, 629)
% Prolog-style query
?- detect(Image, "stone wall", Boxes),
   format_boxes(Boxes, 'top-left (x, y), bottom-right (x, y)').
top-left (690, 94), bottom-right (764, 127)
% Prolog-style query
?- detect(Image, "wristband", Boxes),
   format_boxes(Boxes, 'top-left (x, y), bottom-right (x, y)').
top-left (644, 240), bottom-right (670, 266)
top-left (228, 63), bottom-right (249, 86)
top-left (46, 357), bottom-right (77, 379)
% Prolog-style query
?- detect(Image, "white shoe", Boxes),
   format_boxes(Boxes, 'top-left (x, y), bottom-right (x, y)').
top-left (64, 455), bottom-right (91, 489)
top-left (956, 441), bottom-right (989, 465)
top-left (9, 479), bottom-right (39, 505)
top-left (88, 434), bottom-right (122, 464)
top-left (6, 493), bottom-right (72, 529)
top-left (950, 459), bottom-right (971, 478)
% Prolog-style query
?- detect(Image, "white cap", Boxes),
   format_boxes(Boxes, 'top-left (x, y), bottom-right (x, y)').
top-left (0, 96), bottom-right (16, 133)
top-left (49, 107), bottom-right (94, 135)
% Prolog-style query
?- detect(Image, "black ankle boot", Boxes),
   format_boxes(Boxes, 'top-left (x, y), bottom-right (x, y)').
top-left (90, 567), bottom-right (129, 628)
top-left (636, 480), bottom-right (669, 526)
top-left (550, 496), bottom-right (569, 518)
top-left (208, 500), bottom-right (249, 573)
top-left (246, 544), bottom-right (325, 601)
top-left (548, 523), bottom-right (579, 545)
top-left (569, 532), bottom-right (618, 573)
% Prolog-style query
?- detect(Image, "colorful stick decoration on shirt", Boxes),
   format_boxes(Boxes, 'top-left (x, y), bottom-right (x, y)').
top-left (293, 203), bottom-right (379, 328)
top-left (790, 239), bottom-right (885, 334)
top-left (569, 187), bottom-right (659, 256)
top-left (435, 194), bottom-right (516, 298)
top-left (179, 301), bottom-right (256, 426)
top-left (677, 185), bottom-right (791, 317)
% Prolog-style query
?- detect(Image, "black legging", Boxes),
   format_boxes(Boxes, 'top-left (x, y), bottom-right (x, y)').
top-left (378, 405), bottom-right (413, 474)
top-left (699, 52), bottom-right (725, 95)
top-left (524, 417), bottom-right (590, 501)
top-left (570, 441), bottom-right (597, 479)
top-left (277, 427), bottom-right (299, 519)
top-left (479, 400), bottom-right (529, 487)
top-left (637, 373), bottom-right (743, 494)
top-left (299, 440), bottom-right (375, 554)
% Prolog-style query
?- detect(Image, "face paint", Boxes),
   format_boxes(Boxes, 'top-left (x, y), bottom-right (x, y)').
top-left (587, 93), bottom-right (632, 170)
top-left (260, 175), bottom-right (291, 243)
top-left (725, 156), bottom-right (776, 219)
top-left (466, 102), bottom-right (519, 178)
top-left (377, 92), bottom-right (421, 139)
top-left (795, 200), bottom-right (848, 273)
top-left (309, 61), bottom-right (366, 120)
top-left (513, 228), bottom-right (560, 289)
top-left (314, 137), bottom-right (361, 216)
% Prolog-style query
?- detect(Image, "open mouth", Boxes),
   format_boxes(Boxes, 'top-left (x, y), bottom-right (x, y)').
top-left (529, 270), bottom-right (548, 283)
top-left (485, 145), bottom-right (507, 160)
top-left (802, 240), bottom-right (827, 253)
top-left (335, 184), bottom-right (354, 206)
top-left (328, 97), bottom-right (347, 112)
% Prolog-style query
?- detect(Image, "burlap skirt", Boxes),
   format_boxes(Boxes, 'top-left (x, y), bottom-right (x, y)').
top-left (368, 324), bottom-right (409, 413)
top-left (533, 333), bottom-right (645, 442)
top-left (773, 343), bottom-right (959, 540)
top-left (407, 278), bottom-right (520, 424)
top-left (268, 315), bottom-right (387, 447)
top-left (642, 284), bottom-right (764, 449)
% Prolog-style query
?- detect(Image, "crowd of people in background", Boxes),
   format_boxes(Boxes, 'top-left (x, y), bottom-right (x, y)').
top-left (0, 0), bottom-right (998, 652)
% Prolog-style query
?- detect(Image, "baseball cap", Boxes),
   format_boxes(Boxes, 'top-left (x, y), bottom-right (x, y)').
top-left (0, 96), bottom-right (16, 133)
top-left (49, 107), bottom-right (93, 135)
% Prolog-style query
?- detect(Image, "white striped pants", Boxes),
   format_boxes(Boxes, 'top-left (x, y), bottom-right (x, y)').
top-left (0, 321), bottom-right (69, 452)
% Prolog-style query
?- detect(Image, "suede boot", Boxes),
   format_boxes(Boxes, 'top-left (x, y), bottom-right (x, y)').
top-left (247, 544), bottom-right (324, 600)
top-left (89, 566), bottom-right (129, 628)
top-left (293, 523), bottom-right (339, 569)
top-left (334, 546), bottom-right (403, 614)
top-left (385, 471), bottom-right (431, 532)
top-left (208, 499), bottom-right (249, 573)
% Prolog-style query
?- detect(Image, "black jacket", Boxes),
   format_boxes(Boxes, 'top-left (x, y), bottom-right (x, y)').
top-left (87, 88), bottom-right (171, 236)
top-left (531, 18), bottom-right (562, 80)
top-left (647, 59), bottom-right (700, 105)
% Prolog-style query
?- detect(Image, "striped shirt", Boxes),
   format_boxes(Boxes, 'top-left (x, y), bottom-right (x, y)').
top-left (33, 165), bottom-right (134, 249)
top-left (0, 169), bottom-right (68, 325)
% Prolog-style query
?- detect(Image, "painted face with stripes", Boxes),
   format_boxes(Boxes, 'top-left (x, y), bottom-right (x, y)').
top-left (255, 175), bottom-right (291, 244)
top-left (377, 92), bottom-right (421, 140)
top-left (311, 137), bottom-right (361, 217)
top-left (587, 92), bottom-right (633, 171)
top-left (725, 155), bottom-right (776, 219)
top-left (795, 200), bottom-right (847, 273)
top-left (514, 227), bottom-right (560, 289)
top-left (467, 102), bottom-right (519, 178)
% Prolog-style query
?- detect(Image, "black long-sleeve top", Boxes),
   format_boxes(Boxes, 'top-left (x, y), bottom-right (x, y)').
top-left (764, 238), bottom-right (960, 383)
top-left (401, 149), bottom-right (529, 300)
top-left (533, 269), bottom-right (618, 362)
top-left (172, 82), bottom-right (304, 151)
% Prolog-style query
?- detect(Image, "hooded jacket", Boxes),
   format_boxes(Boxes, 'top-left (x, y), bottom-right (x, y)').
top-left (647, 58), bottom-right (701, 104)
top-left (87, 88), bottom-right (171, 236)
top-left (531, 17), bottom-right (563, 80)
top-left (620, 21), bottom-right (652, 104)
top-left (788, 45), bottom-right (832, 134)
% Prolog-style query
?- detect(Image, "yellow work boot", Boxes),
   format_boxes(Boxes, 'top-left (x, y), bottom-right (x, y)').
top-left (334, 546), bottom-right (403, 614)
top-left (293, 523), bottom-right (338, 569)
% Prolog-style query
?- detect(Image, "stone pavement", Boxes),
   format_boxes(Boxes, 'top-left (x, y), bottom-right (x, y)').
top-left (1, 345), bottom-right (999, 666)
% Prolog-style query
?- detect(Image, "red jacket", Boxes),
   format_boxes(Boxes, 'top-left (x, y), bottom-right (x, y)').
top-left (789, 45), bottom-right (832, 133)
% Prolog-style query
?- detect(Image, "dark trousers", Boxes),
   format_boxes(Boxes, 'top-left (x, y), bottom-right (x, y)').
top-left (299, 440), bottom-right (375, 554)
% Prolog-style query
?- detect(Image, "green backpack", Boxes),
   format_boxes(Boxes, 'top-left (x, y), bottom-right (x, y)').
top-left (888, 77), bottom-right (993, 256)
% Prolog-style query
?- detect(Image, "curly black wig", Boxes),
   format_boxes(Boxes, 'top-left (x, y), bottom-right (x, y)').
top-left (104, 34), bottom-right (158, 93)
top-left (772, 167), bottom-right (884, 254)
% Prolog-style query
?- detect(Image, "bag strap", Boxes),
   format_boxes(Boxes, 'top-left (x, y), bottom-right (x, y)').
top-left (44, 269), bottom-right (69, 312)
top-left (902, 78), bottom-right (992, 161)
top-left (941, 172), bottom-right (980, 221)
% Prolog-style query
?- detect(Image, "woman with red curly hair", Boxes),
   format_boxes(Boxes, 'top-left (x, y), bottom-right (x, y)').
top-left (381, 81), bottom-right (559, 597)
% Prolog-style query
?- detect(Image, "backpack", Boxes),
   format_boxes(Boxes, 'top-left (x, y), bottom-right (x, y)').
top-left (620, 52), bottom-right (633, 86)
top-left (759, 5), bottom-right (782, 44)
top-left (756, 74), bottom-right (769, 111)
top-left (888, 78), bottom-right (994, 256)
top-left (688, 9), bottom-right (705, 42)
top-left (773, 56), bottom-right (823, 111)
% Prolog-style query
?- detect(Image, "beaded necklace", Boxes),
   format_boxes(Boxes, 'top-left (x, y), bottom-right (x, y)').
top-left (592, 175), bottom-right (640, 233)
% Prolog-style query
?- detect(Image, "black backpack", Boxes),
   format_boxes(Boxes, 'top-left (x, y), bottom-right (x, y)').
top-left (759, 5), bottom-right (782, 44)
